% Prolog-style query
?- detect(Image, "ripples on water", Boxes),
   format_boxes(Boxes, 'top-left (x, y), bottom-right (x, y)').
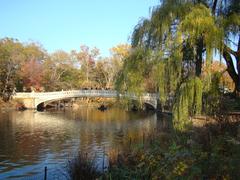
top-left (0, 107), bottom-right (163, 179)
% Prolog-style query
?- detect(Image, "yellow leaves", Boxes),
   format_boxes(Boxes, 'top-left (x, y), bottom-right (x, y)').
top-left (202, 61), bottom-right (235, 91)
top-left (137, 152), bottom-right (160, 173)
top-left (110, 44), bottom-right (131, 60)
top-left (137, 162), bottom-right (145, 168)
top-left (173, 161), bottom-right (188, 176)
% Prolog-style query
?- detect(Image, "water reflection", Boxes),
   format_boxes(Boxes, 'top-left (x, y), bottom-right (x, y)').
top-left (0, 108), bottom-right (158, 179)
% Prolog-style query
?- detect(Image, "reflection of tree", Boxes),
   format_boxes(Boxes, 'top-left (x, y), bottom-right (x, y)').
top-left (0, 108), bottom-right (160, 177)
top-left (0, 111), bottom-right (42, 171)
top-left (156, 114), bottom-right (172, 132)
top-left (0, 110), bottom-right (79, 173)
top-left (72, 108), bottom-right (158, 158)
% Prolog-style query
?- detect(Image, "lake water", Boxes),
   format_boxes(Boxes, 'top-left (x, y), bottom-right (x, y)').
top-left (0, 107), bottom-right (169, 179)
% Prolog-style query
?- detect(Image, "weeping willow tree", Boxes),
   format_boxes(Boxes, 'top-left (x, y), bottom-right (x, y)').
top-left (115, 48), bottom-right (152, 109)
top-left (170, 4), bottom-right (221, 130)
top-left (116, 48), bottom-right (150, 94)
top-left (116, 0), bottom-right (239, 130)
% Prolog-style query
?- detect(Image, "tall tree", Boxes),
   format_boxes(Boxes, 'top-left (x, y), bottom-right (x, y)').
top-left (42, 50), bottom-right (80, 91)
top-left (216, 0), bottom-right (240, 94)
top-left (0, 38), bottom-right (25, 99)
top-left (20, 59), bottom-right (43, 91)
top-left (20, 43), bottom-right (46, 91)
top-left (77, 45), bottom-right (99, 87)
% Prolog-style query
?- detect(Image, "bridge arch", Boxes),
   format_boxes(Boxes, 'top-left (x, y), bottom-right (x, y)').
top-left (36, 97), bottom-right (157, 111)
top-left (36, 97), bottom-right (74, 110)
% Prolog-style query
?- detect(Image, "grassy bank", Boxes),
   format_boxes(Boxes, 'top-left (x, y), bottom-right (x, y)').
top-left (105, 120), bottom-right (240, 179)
top-left (66, 113), bottom-right (240, 179)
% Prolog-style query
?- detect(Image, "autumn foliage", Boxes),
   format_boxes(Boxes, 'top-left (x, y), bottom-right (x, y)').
top-left (0, 38), bottom-right (130, 97)
top-left (20, 59), bottom-right (43, 91)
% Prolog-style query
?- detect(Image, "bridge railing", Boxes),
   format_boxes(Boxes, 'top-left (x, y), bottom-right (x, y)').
top-left (13, 90), bottom-right (114, 97)
top-left (13, 90), bottom-right (158, 99)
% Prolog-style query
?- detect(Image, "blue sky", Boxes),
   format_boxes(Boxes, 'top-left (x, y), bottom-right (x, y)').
top-left (0, 0), bottom-right (159, 56)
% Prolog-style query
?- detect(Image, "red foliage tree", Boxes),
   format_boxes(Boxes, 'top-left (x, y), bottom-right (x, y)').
top-left (20, 59), bottom-right (43, 91)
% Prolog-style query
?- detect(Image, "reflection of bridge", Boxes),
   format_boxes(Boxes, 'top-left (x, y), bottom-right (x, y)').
top-left (12, 90), bottom-right (159, 109)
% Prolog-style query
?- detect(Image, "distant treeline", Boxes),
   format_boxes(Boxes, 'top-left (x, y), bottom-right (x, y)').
top-left (0, 37), bottom-right (130, 100)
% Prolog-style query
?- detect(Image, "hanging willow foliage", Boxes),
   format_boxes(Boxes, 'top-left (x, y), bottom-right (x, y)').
top-left (182, 4), bottom-right (224, 81)
top-left (173, 77), bottom-right (202, 131)
top-left (118, 48), bottom-right (152, 95)
top-left (115, 47), bottom-right (152, 109)
top-left (152, 50), bottom-right (182, 106)
top-left (204, 72), bottom-right (222, 116)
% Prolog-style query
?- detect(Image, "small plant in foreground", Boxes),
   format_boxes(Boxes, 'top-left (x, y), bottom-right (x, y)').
top-left (66, 152), bottom-right (101, 180)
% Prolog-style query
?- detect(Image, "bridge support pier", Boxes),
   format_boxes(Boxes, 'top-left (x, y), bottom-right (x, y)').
top-left (16, 98), bottom-right (36, 109)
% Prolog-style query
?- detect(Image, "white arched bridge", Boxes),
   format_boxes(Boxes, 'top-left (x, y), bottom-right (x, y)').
top-left (12, 90), bottom-right (159, 110)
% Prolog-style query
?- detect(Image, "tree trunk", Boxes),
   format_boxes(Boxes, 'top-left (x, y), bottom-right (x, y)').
top-left (195, 36), bottom-right (204, 77)
top-left (236, 34), bottom-right (240, 95)
top-left (212, 0), bottom-right (218, 15)
top-left (222, 45), bottom-right (240, 95)
top-left (2, 62), bottom-right (14, 100)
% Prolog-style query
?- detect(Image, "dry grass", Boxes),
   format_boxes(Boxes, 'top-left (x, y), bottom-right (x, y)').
top-left (66, 152), bottom-right (101, 180)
